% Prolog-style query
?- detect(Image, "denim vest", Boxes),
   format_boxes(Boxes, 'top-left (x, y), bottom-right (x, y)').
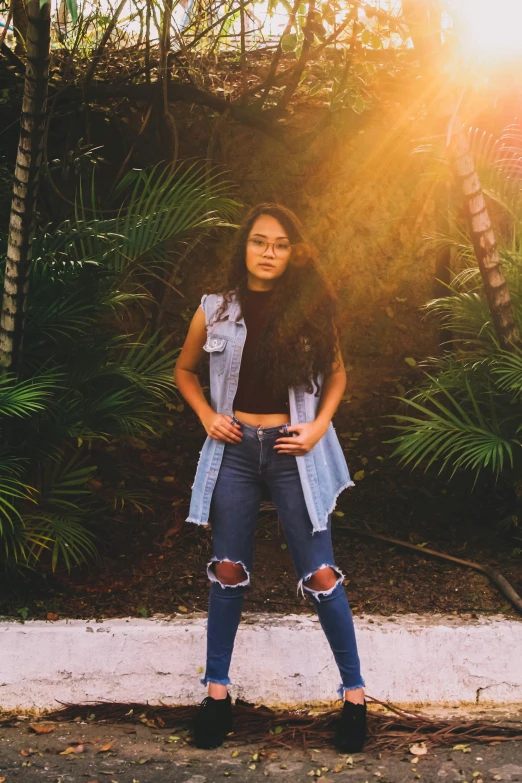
top-left (186, 292), bottom-right (354, 532)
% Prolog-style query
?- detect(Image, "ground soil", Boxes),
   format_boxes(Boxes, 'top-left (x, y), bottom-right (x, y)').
top-left (0, 707), bottom-right (521, 783)
top-left (1, 357), bottom-right (521, 622)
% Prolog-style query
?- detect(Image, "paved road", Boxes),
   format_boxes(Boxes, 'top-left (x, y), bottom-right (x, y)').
top-left (0, 716), bottom-right (521, 783)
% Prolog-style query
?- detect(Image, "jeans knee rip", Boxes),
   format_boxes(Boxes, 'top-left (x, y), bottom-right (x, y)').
top-left (298, 563), bottom-right (344, 599)
top-left (207, 557), bottom-right (251, 589)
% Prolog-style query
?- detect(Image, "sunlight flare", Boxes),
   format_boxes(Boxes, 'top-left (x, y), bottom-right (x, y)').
top-left (454, 0), bottom-right (522, 61)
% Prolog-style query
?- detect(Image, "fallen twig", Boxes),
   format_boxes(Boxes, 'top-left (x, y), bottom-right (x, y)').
top-left (14, 696), bottom-right (520, 753)
top-left (338, 525), bottom-right (522, 615)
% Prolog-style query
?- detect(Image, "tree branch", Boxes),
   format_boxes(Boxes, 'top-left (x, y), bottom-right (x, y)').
top-left (340, 525), bottom-right (522, 615)
top-left (61, 81), bottom-right (291, 144)
top-left (233, 7), bottom-right (354, 107)
top-left (1, 40), bottom-right (25, 73)
top-left (257, 0), bottom-right (300, 109)
top-left (277, 0), bottom-right (316, 112)
top-left (84, 0), bottom-right (128, 88)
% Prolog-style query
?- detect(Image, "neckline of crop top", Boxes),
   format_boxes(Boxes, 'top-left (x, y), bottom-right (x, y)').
top-left (233, 289), bottom-right (289, 414)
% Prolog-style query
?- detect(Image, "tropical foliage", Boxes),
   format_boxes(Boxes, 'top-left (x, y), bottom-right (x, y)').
top-left (0, 164), bottom-right (239, 571)
top-left (389, 126), bottom-right (522, 508)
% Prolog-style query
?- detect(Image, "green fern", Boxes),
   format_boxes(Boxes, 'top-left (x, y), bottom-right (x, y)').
top-left (0, 161), bottom-right (239, 572)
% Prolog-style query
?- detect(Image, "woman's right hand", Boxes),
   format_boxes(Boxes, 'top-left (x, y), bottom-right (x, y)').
top-left (202, 412), bottom-right (243, 444)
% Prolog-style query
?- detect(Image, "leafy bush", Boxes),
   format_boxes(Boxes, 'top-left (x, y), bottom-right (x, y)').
top-left (389, 126), bottom-right (522, 510)
top-left (0, 164), bottom-right (239, 571)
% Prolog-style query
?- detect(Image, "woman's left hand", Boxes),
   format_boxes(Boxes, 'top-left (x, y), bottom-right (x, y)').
top-left (274, 421), bottom-right (327, 456)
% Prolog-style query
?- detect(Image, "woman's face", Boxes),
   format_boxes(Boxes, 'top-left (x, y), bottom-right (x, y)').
top-left (245, 214), bottom-right (292, 289)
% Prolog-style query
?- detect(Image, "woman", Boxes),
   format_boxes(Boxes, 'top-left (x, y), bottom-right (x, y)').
top-left (175, 203), bottom-right (366, 752)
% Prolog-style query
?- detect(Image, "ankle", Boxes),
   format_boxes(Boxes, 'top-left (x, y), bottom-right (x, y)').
top-left (343, 687), bottom-right (365, 705)
top-left (208, 682), bottom-right (229, 700)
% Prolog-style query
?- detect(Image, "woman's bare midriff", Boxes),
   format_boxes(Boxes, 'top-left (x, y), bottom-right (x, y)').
top-left (233, 410), bottom-right (290, 427)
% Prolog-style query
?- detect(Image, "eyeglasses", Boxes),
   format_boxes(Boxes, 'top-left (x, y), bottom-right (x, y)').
top-left (247, 237), bottom-right (292, 258)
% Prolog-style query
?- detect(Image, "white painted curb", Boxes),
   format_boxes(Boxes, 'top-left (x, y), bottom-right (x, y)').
top-left (1, 613), bottom-right (521, 710)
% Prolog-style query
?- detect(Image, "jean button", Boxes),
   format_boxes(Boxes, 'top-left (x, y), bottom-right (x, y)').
top-left (258, 429), bottom-right (264, 435)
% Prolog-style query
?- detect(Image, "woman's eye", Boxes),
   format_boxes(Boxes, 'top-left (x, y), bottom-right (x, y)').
top-left (251, 239), bottom-right (264, 247)
top-left (276, 243), bottom-right (291, 252)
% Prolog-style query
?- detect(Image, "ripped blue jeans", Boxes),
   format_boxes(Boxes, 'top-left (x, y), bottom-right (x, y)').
top-left (202, 419), bottom-right (365, 698)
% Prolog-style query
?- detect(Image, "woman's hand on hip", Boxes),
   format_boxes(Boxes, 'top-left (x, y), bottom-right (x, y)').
top-left (202, 412), bottom-right (243, 444)
top-left (274, 421), bottom-right (327, 455)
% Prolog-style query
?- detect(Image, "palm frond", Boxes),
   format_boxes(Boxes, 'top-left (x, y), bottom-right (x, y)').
top-left (23, 514), bottom-right (98, 571)
top-left (110, 164), bottom-right (238, 271)
top-left (388, 374), bottom-right (519, 483)
top-left (423, 291), bottom-right (494, 346)
top-left (73, 163), bottom-right (240, 274)
top-left (33, 450), bottom-right (97, 514)
top-left (0, 455), bottom-right (36, 542)
top-left (491, 350), bottom-right (522, 399)
top-left (108, 487), bottom-right (154, 515)
top-left (0, 373), bottom-right (60, 418)
top-left (114, 333), bottom-right (178, 397)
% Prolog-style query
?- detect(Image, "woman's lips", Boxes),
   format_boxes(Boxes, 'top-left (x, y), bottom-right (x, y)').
top-left (258, 262), bottom-right (275, 269)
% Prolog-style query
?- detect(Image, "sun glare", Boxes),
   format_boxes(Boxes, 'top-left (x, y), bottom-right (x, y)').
top-left (454, 0), bottom-right (522, 62)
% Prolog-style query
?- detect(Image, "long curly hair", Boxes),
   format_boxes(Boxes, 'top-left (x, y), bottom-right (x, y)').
top-left (212, 203), bottom-right (339, 396)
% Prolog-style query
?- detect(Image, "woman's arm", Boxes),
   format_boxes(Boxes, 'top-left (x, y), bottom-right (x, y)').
top-left (274, 343), bottom-right (346, 455)
top-left (174, 306), bottom-right (242, 444)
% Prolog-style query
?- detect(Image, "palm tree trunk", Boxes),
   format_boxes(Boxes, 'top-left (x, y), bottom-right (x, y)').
top-left (0, 0), bottom-right (51, 372)
top-left (449, 125), bottom-right (519, 350)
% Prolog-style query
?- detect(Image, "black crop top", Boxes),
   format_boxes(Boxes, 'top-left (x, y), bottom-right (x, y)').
top-left (233, 289), bottom-right (289, 414)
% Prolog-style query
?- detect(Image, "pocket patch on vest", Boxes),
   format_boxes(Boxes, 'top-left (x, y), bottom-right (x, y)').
top-left (203, 335), bottom-right (228, 353)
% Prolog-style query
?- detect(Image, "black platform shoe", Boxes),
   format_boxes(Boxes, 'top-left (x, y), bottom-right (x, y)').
top-left (193, 693), bottom-right (233, 749)
top-left (334, 700), bottom-right (367, 753)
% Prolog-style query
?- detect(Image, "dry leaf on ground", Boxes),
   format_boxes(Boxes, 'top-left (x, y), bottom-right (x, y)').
top-left (409, 742), bottom-right (428, 756)
top-left (97, 741), bottom-right (114, 752)
top-left (28, 723), bottom-right (55, 734)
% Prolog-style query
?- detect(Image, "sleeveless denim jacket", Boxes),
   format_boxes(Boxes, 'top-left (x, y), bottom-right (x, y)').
top-left (186, 292), bottom-right (355, 532)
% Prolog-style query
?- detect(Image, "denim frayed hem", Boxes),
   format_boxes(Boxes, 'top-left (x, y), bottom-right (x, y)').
top-left (200, 676), bottom-right (231, 687)
top-left (337, 681), bottom-right (366, 698)
top-left (186, 516), bottom-right (207, 525)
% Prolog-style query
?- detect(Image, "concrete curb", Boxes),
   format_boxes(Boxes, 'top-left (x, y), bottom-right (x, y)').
top-left (1, 612), bottom-right (522, 710)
